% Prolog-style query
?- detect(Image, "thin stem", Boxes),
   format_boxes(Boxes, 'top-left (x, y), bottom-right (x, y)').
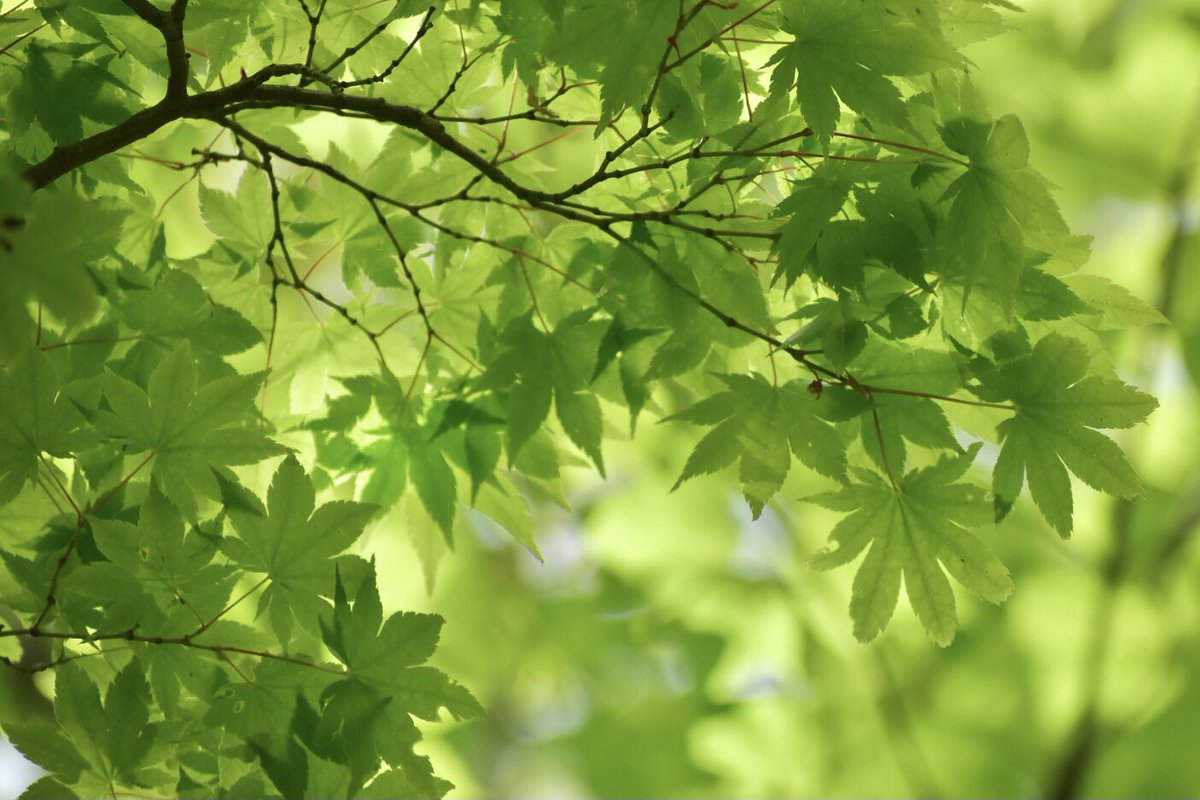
top-left (833, 131), bottom-right (970, 168)
top-left (191, 575), bottom-right (270, 637)
top-left (732, 21), bottom-right (753, 122)
top-left (516, 254), bottom-right (548, 330)
top-left (870, 402), bottom-right (899, 491)
top-left (38, 455), bottom-right (82, 523)
top-left (863, 385), bottom-right (1014, 411)
top-left (664, 0), bottom-right (779, 70)
top-left (0, 626), bottom-right (345, 676)
top-left (495, 121), bottom-right (586, 165)
top-left (92, 452), bottom-right (156, 515)
top-left (0, 21), bottom-right (45, 58)
top-left (35, 474), bottom-right (66, 517)
top-left (38, 333), bottom-right (145, 352)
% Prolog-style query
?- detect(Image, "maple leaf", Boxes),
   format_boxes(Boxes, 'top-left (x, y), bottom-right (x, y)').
top-left (772, 160), bottom-right (854, 288)
top-left (939, 114), bottom-right (1079, 310)
top-left (670, 373), bottom-right (847, 518)
top-left (86, 485), bottom-right (237, 635)
top-left (0, 348), bottom-right (84, 504)
top-left (978, 333), bottom-right (1157, 535)
top-left (769, 0), bottom-right (962, 143)
top-left (4, 663), bottom-right (159, 794)
top-left (221, 455), bottom-right (377, 644)
top-left (809, 444), bottom-right (1014, 645)
top-left (97, 341), bottom-right (285, 518)
top-left (317, 563), bottom-right (482, 790)
top-left (487, 310), bottom-right (606, 473)
top-left (0, 180), bottom-right (127, 356)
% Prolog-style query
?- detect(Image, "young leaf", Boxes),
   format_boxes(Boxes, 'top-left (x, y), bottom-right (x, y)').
top-left (0, 348), bottom-right (82, 505)
top-left (979, 334), bottom-right (1158, 534)
top-left (97, 341), bottom-right (285, 517)
top-left (223, 456), bottom-right (377, 642)
top-left (770, 0), bottom-right (962, 142)
top-left (809, 445), bottom-right (1013, 645)
top-left (670, 374), bottom-right (847, 517)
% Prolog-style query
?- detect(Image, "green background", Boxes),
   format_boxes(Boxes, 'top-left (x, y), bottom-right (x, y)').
top-left (2, 0), bottom-right (1199, 797)
top-left (416, 2), bottom-right (1200, 796)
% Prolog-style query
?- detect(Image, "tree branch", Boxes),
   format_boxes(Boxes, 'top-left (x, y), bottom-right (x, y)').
top-left (0, 625), bottom-right (345, 676)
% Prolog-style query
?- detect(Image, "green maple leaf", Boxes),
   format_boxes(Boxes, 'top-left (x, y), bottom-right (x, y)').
top-left (979, 333), bottom-right (1157, 535)
top-left (120, 269), bottom-right (261, 356)
top-left (87, 485), bottom-right (237, 634)
top-left (940, 114), bottom-right (1077, 311)
top-left (0, 179), bottom-right (127, 354)
top-left (2, 721), bottom-right (88, 787)
top-left (221, 455), bottom-right (377, 644)
top-left (655, 54), bottom-right (743, 140)
top-left (185, 0), bottom-right (252, 83)
top-left (670, 373), bottom-right (847, 518)
top-left (321, 562), bottom-right (482, 718)
top-left (809, 444), bottom-right (1014, 645)
top-left (769, 0), bottom-right (962, 142)
top-left (0, 348), bottom-right (83, 505)
top-left (317, 563), bottom-right (481, 791)
top-left (1067, 274), bottom-right (1170, 331)
top-left (11, 43), bottom-right (135, 145)
top-left (494, 0), bottom-right (677, 124)
top-left (489, 311), bottom-right (606, 473)
top-left (199, 172), bottom-right (273, 273)
top-left (362, 376), bottom-right (464, 541)
top-left (207, 657), bottom-right (334, 743)
top-left (97, 341), bottom-right (285, 517)
top-left (28, 663), bottom-right (160, 790)
top-left (772, 161), bottom-right (853, 288)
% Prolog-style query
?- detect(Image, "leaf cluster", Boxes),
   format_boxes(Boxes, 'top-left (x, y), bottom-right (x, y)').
top-left (0, 0), bottom-right (1164, 795)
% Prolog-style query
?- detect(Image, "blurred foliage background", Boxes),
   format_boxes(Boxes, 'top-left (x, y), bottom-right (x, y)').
top-left (411, 2), bottom-right (1200, 796)
top-left (4, 0), bottom-right (1200, 797)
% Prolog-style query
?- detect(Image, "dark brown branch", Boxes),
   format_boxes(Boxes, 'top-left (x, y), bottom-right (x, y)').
top-left (327, 5), bottom-right (437, 89)
top-left (21, 72), bottom-right (1002, 421)
top-left (23, 64), bottom-right (315, 188)
top-left (664, 0), bottom-right (780, 71)
top-left (117, 0), bottom-right (190, 100)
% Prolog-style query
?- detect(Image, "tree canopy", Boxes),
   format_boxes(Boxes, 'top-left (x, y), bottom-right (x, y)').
top-left (0, 0), bottom-right (1167, 797)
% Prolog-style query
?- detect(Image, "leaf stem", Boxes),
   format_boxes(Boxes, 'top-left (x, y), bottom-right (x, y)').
top-left (38, 334), bottom-right (145, 352)
top-left (0, 626), bottom-right (346, 676)
top-left (191, 574), bottom-right (270, 638)
top-left (92, 452), bottom-right (156, 515)
top-left (869, 402), bottom-right (899, 491)
top-left (833, 131), bottom-right (969, 168)
top-left (862, 385), bottom-right (1014, 411)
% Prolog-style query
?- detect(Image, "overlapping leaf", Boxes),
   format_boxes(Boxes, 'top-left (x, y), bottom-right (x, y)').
top-left (487, 310), bottom-right (606, 473)
top-left (0, 348), bottom-right (82, 505)
top-left (809, 445), bottom-right (1013, 645)
top-left (769, 0), bottom-right (962, 142)
top-left (670, 374), bottom-right (847, 517)
top-left (940, 114), bottom-right (1080, 310)
top-left (84, 485), bottom-right (237, 634)
top-left (221, 455), bottom-right (376, 644)
top-left (97, 341), bottom-right (284, 517)
top-left (978, 333), bottom-right (1157, 535)
top-left (317, 563), bottom-right (481, 792)
top-left (4, 663), bottom-right (159, 795)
